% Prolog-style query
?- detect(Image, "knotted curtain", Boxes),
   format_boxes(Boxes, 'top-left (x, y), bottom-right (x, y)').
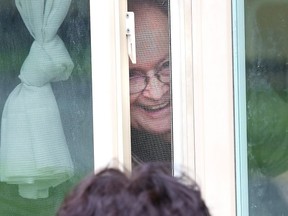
top-left (0, 0), bottom-right (74, 199)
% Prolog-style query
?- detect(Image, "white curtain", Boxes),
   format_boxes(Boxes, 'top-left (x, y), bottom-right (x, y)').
top-left (0, 0), bottom-right (74, 199)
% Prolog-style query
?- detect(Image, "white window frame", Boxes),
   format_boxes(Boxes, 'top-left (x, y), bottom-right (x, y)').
top-left (90, 0), bottom-right (236, 215)
top-left (90, 1), bottom-right (131, 170)
top-left (189, 0), bottom-right (236, 215)
top-left (233, 0), bottom-right (249, 215)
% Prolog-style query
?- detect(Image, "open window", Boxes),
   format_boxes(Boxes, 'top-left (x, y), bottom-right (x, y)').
top-left (0, 0), bottom-right (237, 215)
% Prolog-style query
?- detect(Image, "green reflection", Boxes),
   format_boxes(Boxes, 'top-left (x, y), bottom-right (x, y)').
top-left (246, 0), bottom-right (288, 214)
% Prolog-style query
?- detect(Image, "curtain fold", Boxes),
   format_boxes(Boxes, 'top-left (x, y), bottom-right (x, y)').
top-left (0, 0), bottom-right (74, 199)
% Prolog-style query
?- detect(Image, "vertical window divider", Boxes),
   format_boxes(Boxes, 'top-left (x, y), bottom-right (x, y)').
top-left (90, 0), bottom-right (131, 170)
top-left (170, 0), bottom-right (195, 177)
top-left (232, 0), bottom-right (249, 215)
top-left (191, 0), bottom-right (236, 215)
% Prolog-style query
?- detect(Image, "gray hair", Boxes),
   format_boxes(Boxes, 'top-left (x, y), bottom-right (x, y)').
top-left (128, 0), bottom-right (169, 16)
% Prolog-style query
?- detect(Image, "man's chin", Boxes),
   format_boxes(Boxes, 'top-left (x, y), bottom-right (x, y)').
top-left (145, 127), bottom-right (171, 136)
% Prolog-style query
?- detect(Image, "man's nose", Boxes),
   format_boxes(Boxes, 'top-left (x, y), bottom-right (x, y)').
top-left (142, 76), bottom-right (169, 100)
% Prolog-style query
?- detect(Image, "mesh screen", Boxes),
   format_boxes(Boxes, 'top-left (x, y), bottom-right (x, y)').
top-left (128, 0), bottom-right (172, 169)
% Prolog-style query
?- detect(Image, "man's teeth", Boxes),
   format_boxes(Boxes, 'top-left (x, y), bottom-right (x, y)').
top-left (141, 102), bottom-right (169, 111)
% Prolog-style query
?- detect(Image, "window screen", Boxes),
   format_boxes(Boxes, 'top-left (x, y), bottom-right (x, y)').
top-left (128, 0), bottom-right (172, 169)
top-left (0, 0), bottom-right (93, 215)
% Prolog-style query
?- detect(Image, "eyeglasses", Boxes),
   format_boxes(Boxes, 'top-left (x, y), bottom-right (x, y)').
top-left (129, 60), bottom-right (170, 94)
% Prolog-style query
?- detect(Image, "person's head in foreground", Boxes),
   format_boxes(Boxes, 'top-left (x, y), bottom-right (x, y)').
top-left (57, 163), bottom-right (210, 216)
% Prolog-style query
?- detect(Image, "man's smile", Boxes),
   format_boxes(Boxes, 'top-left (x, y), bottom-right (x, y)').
top-left (138, 101), bottom-right (170, 112)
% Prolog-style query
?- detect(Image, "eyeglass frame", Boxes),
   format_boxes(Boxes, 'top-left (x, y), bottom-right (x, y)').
top-left (129, 58), bottom-right (171, 94)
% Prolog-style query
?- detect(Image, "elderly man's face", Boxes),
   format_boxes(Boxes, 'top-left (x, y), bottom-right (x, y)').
top-left (129, 5), bottom-right (171, 136)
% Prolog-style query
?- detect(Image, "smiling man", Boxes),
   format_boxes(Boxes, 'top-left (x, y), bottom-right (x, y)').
top-left (128, 0), bottom-right (172, 166)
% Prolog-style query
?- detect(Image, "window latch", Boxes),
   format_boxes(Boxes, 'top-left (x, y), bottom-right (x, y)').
top-left (126, 12), bottom-right (136, 64)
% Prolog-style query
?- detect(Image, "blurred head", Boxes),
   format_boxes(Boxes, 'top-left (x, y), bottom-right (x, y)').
top-left (57, 163), bottom-right (210, 216)
top-left (128, 0), bottom-right (171, 136)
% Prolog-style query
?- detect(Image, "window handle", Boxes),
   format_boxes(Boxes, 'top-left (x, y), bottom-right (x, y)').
top-left (126, 12), bottom-right (136, 64)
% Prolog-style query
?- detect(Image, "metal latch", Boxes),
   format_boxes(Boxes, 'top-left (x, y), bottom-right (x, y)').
top-left (126, 12), bottom-right (136, 64)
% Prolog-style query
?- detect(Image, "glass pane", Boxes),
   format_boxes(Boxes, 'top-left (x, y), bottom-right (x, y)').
top-left (0, 1), bottom-right (93, 215)
top-left (128, 0), bottom-right (172, 169)
top-left (245, 0), bottom-right (288, 214)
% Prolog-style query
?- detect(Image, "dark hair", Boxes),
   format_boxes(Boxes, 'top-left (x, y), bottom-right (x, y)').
top-left (57, 163), bottom-right (210, 216)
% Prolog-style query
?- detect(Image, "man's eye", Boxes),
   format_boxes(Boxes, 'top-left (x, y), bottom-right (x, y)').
top-left (161, 60), bottom-right (170, 68)
top-left (129, 70), bottom-right (144, 78)
top-left (158, 60), bottom-right (170, 76)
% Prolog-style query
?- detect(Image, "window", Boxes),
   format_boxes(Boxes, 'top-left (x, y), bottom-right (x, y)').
top-left (241, 0), bottom-right (288, 214)
top-left (1, 0), bottom-right (235, 214)
top-left (0, 1), bottom-right (93, 215)
top-left (91, 0), bottom-right (236, 215)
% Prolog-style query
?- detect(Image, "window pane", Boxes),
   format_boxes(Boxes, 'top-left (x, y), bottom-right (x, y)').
top-left (128, 0), bottom-right (172, 169)
top-left (245, 0), bottom-right (288, 214)
top-left (0, 1), bottom-right (93, 215)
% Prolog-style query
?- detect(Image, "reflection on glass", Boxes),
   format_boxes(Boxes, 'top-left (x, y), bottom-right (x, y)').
top-left (0, 0), bottom-right (93, 215)
top-left (128, 0), bottom-right (172, 168)
top-left (246, 0), bottom-right (288, 214)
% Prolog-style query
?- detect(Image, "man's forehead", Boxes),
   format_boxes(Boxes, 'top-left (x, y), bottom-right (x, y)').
top-left (130, 53), bottom-right (169, 71)
top-left (130, 3), bottom-right (169, 70)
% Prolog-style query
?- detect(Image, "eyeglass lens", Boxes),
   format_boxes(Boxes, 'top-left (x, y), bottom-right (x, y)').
top-left (129, 61), bottom-right (170, 94)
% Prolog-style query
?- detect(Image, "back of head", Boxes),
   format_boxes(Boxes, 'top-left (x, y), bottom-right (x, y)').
top-left (57, 163), bottom-right (210, 216)
top-left (126, 163), bottom-right (210, 216)
top-left (57, 168), bottom-right (129, 215)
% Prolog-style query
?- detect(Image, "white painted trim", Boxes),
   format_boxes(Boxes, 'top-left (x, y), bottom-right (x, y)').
top-left (170, 0), bottom-right (195, 177)
top-left (90, 0), bottom-right (131, 171)
top-left (191, 0), bottom-right (236, 215)
top-left (171, 1), bottom-right (236, 214)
